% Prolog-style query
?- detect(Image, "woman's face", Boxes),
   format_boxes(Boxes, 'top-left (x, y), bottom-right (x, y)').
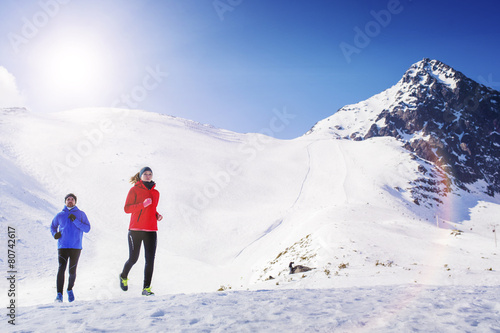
top-left (141, 171), bottom-right (153, 182)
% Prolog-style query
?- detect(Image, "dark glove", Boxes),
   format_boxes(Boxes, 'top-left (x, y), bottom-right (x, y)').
top-left (69, 214), bottom-right (76, 221)
top-left (54, 231), bottom-right (62, 239)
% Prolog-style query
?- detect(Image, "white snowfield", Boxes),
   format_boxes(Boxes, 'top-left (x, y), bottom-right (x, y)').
top-left (13, 286), bottom-right (500, 332)
top-left (1, 107), bottom-right (499, 332)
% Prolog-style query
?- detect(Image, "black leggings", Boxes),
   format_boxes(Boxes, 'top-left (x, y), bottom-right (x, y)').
top-left (57, 249), bottom-right (82, 293)
top-left (121, 230), bottom-right (157, 288)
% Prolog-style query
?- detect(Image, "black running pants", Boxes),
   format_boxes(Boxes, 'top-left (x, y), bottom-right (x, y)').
top-left (121, 230), bottom-right (157, 289)
top-left (57, 248), bottom-right (82, 293)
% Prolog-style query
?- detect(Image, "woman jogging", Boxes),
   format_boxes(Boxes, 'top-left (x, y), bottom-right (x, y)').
top-left (119, 167), bottom-right (163, 296)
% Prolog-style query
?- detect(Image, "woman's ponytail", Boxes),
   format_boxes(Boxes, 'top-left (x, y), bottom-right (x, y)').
top-left (130, 172), bottom-right (140, 184)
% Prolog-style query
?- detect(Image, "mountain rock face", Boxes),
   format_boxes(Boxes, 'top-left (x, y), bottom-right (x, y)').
top-left (308, 58), bottom-right (500, 197)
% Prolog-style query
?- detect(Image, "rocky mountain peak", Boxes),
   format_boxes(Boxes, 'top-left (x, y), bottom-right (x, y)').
top-left (402, 58), bottom-right (462, 88)
top-left (307, 59), bottom-right (500, 197)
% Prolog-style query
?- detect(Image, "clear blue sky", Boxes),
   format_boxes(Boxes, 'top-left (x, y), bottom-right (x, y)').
top-left (1, 0), bottom-right (499, 139)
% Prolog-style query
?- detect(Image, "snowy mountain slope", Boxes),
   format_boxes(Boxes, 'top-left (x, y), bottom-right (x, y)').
top-left (0, 107), bottom-right (317, 300)
top-left (1, 102), bottom-right (500, 331)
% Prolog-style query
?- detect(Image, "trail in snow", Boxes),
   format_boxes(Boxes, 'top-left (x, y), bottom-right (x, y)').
top-left (291, 142), bottom-right (314, 207)
top-left (234, 140), bottom-right (314, 260)
top-left (336, 140), bottom-right (350, 205)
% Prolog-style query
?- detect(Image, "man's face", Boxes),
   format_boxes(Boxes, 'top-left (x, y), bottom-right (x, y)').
top-left (66, 196), bottom-right (76, 208)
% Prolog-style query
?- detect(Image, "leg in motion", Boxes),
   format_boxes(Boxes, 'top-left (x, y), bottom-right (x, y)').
top-left (142, 231), bottom-right (157, 296)
top-left (120, 231), bottom-right (143, 290)
top-left (66, 249), bottom-right (81, 302)
top-left (55, 249), bottom-right (70, 302)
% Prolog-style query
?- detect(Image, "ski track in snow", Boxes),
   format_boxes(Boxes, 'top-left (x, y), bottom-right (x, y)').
top-left (235, 140), bottom-right (315, 260)
top-left (291, 142), bottom-right (314, 208)
top-left (8, 286), bottom-right (500, 332)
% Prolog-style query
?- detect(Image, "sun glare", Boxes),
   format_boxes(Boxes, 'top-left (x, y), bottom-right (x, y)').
top-left (33, 28), bottom-right (115, 109)
top-left (47, 41), bottom-right (102, 88)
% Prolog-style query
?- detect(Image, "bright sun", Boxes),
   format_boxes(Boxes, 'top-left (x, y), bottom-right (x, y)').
top-left (33, 29), bottom-right (115, 108)
top-left (47, 41), bottom-right (103, 88)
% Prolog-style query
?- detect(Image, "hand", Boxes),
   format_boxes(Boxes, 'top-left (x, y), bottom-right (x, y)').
top-left (157, 214), bottom-right (163, 221)
top-left (54, 232), bottom-right (62, 239)
top-left (69, 214), bottom-right (76, 221)
top-left (143, 198), bottom-right (152, 208)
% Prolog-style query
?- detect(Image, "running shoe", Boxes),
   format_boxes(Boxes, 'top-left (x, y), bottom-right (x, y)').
top-left (142, 287), bottom-right (154, 296)
top-left (119, 274), bottom-right (128, 291)
top-left (67, 289), bottom-right (75, 302)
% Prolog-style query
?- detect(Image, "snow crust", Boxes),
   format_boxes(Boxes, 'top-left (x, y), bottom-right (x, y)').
top-left (1, 107), bottom-right (499, 332)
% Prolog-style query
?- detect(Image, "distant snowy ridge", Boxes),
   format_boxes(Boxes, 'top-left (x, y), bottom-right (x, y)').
top-left (305, 82), bottom-right (399, 140)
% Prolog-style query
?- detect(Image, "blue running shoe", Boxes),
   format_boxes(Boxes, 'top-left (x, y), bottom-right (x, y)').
top-left (55, 293), bottom-right (63, 302)
top-left (67, 290), bottom-right (75, 302)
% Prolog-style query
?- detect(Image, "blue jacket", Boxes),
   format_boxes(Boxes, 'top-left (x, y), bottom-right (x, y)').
top-left (50, 206), bottom-right (91, 249)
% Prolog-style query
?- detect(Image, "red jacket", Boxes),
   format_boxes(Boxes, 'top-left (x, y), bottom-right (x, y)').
top-left (124, 180), bottom-right (160, 231)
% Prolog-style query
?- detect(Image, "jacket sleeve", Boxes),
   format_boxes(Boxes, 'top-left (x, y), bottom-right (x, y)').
top-left (124, 187), bottom-right (144, 214)
top-left (50, 215), bottom-right (59, 237)
top-left (155, 191), bottom-right (160, 215)
top-left (73, 211), bottom-right (91, 233)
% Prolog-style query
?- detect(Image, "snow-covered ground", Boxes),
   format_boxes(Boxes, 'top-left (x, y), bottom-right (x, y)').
top-left (13, 286), bottom-right (500, 332)
top-left (1, 107), bottom-right (499, 332)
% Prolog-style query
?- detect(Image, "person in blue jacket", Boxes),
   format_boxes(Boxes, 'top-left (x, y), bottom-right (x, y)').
top-left (50, 193), bottom-right (91, 302)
